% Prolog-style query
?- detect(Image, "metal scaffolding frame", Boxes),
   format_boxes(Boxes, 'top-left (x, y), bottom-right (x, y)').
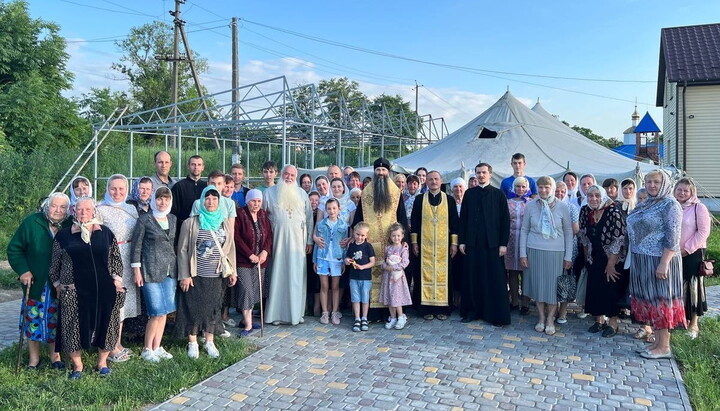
top-left (62, 76), bottom-right (448, 192)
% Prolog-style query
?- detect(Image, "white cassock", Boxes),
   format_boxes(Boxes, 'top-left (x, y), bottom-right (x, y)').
top-left (263, 184), bottom-right (313, 325)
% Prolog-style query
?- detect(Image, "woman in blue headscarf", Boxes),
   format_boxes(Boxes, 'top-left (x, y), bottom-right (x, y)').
top-left (520, 176), bottom-right (574, 336)
top-left (175, 186), bottom-right (236, 359)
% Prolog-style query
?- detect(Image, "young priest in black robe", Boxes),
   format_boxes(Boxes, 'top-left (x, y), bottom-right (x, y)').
top-left (458, 163), bottom-right (511, 326)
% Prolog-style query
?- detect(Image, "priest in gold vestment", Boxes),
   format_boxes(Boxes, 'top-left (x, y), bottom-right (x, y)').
top-left (351, 158), bottom-right (408, 321)
top-left (410, 171), bottom-right (459, 320)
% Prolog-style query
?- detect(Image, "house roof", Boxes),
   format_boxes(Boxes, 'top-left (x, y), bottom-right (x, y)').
top-left (634, 112), bottom-right (661, 133)
top-left (656, 23), bottom-right (720, 106)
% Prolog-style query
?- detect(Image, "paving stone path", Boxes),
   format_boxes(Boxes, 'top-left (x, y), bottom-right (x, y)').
top-left (5, 287), bottom-right (716, 410)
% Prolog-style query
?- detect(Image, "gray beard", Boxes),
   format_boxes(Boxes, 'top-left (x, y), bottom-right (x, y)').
top-left (277, 180), bottom-right (303, 212)
top-left (372, 175), bottom-right (392, 214)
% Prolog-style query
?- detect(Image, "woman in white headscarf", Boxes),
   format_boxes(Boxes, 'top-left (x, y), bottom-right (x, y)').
top-left (97, 174), bottom-right (139, 362)
top-left (68, 176), bottom-right (92, 216)
top-left (520, 176), bottom-right (573, 336)
top-left (627, 170), bottom-right (686, 359)
top-left (130, 187), bottom-right (177, 362)
top-left (578, 185), bottom-right (627, 338)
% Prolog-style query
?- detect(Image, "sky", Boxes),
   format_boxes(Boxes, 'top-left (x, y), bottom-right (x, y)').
top-left (27, 0), bottom-right (720, 140)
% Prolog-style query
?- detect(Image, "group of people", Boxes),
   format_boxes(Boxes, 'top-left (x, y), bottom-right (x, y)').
top-left (8, 149), bottom-right (710, 380)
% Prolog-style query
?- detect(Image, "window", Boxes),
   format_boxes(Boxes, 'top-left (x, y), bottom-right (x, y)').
top-left (477, 127), bottom-right (497, 139)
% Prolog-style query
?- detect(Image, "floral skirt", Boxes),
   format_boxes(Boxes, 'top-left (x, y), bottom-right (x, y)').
top-left (18, 285), bottom-right (58, 343)
top-left (630, 253), bottom-right (687, 330)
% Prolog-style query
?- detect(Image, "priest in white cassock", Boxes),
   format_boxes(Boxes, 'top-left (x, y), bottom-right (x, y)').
top-left (263, 165), bottom-right (314, 325)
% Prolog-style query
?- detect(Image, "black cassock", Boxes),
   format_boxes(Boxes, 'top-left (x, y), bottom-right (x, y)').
top-left (458, 184), bottom-right (511, 325)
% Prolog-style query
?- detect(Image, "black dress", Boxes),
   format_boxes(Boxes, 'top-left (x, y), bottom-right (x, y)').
top-left (50, 227), bottom-right (125, 352)
top-left (583, 207), bottom-right (628, 318)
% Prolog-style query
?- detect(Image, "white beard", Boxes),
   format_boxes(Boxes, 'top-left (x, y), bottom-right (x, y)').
top-left (277, 180), bottom-right (304, 212)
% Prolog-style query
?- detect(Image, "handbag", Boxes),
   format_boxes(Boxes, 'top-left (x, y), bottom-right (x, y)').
top-left (557, 269), bottom-right (577, 302)
top-left (694, 205), bottom-right (714, 277)
top-left (209, 228), bottom-right (235, 278)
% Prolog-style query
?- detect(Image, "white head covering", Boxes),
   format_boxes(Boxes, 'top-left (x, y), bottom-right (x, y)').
top-left (584, 184), bottom-right (610, 210)
top-left (450, 177), bottom-right (466, 188)
top-left (150, 187), bottom-right (173, 218)
top-left (73, 197), bottom-right (102, 244)
top-left (537, 176), bottom-right (560, 239)
top-left (69, 176), bottom-right (92, 206)
top-left (245, 188), bottom-right (263, 203)
top-left (102, 174), bottom-right (129, 206)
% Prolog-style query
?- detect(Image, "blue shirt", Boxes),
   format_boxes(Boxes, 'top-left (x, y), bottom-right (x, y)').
top-left (501, 175), bottom-right (538, 199)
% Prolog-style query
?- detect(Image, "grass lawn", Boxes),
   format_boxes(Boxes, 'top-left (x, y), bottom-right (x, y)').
top-left (0, 269), bottom-right (17, 289)
top-left (0, 337), bottom-right (254, 410)
top-left (672, 316), bottom-right (720, 411)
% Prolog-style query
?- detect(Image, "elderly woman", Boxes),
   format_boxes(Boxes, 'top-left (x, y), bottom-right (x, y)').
top-left (97, 174), bottom-right (139, 363)
top-left (68, 176), bottom-right (92, 216)
top-left (520, 176), bottom-right (573, 336)
top-left (50, 197), bottom-right (125, 379)
top-left (449, 177), bottom-right (467, 308)
top-left (127, 176), bottom-right (153, 214)
top-left (394, 174), bottom-right (407, 194)
top-left (7, 193), bottom-right (71, 369)
top-left (674, 178), bottom-right (711, 339)
top-left (579, 185), bottom-right (627, 337)
top-left (554, 181), bottom-right (581, 323)
top-left (627, 170), bottom-right (686, 359)
top-left (506, 177), bottom-right (530, 314)
top-left (299, 173), bottom-right (313, 193)
top-left (404, 175), bottom-right (421, 224)
top-left (130, 187), bottom-right (177, 362)
top-left (176, 186), bottom-right (237, 358)
top-left (234, 189), bottom-right (273, 336)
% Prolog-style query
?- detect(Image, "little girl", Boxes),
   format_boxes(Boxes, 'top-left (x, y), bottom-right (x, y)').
top-left (313, 198), bottom-right (348, 325)
top-left (379, 223), bottom-right (412, 330)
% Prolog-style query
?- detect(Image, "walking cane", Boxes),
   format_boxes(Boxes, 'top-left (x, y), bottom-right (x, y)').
top-left (257, 263), bottom-right (264, 337)
top-left (16, 283), bottom-right (31, 373)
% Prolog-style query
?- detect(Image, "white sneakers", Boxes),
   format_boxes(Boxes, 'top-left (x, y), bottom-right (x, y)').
top-left (204, 341), bottom-right (220, 358)
top-left (384, 315), bottom-right (408, 330)
top-left (187, 342), bottom-right (199, 359)
top-left (395, 314), bottom-right (407, 330)
top-left (155, 346), bottom-right (173, 360)
top-left (141, 347), bottom-right (160, 363)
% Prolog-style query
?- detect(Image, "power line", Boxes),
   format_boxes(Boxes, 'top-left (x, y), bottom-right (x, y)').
top-left (240, 18), bottom-right (655, 85)
top-left (187, 0), bottom-right (226, 20)
top-left (59, 0), bottom-right (155, 17)
top-left (100, 0), bottom-right (157, 18)
top-left (66, 24), bottom-right (230, 44)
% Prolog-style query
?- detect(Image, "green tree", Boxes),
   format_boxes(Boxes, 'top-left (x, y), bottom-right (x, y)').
top-left (112, 22), bottom-right (209, 114)
top-left (0, 0), bottom-right (89, 151)
top-left (77, 87), bottom-right (134, 124)
top-left (369, 93), bottom-right (418, 136)
top-left (562, 121), bottom-right (622, 149)
top-left (318, 77), bottom-right (368, 127)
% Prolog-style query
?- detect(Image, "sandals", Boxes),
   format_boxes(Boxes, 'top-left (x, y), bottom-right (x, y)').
top-left (545, 324), bottom-right (556, 336)
top-left (424, 314), bottom-right (435, 321)
top-left (534, 322), bottom-right (545, 333)
top-left (634, 328), bottom-right (651, 339)
top-left (645, 334), bottom-right (656, 344)
top-left (436, 314), bottom-right (448, 321)
top-left (360, 319), bottom-right (369, 331)
top-left (353, 319), bottom-right (361, 332)
top-left (108, 349), bottom-right (131, 363)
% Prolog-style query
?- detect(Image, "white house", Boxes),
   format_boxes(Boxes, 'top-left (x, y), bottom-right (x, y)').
top-left (657, 23), bottom-right (720, 196)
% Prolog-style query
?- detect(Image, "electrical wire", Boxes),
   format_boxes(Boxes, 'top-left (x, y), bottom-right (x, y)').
top-left (59, 0), bottom-right (155, 17)
top-left (240, 18), bottom-right (655, 85)
top-left (100, 0), bottom-right (158, 18)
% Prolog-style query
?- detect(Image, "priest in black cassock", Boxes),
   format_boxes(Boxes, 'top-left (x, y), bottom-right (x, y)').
top-left (410, 171), bottom-right (459, 320)
top-left (458, 163), bottom-right (511, 326)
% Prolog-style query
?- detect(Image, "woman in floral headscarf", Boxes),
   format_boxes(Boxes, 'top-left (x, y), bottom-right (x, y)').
top-left (673, 177), bottom-right (711, 339)
top-left (127, 176), bottom-right (153, 215)
top-left (7, 193), bottom-right (71, 369)
top-left (579, 185), bottom-right (627, 338)
top-left (627, 170), bottom-right (686, 359)
top-left (519, 176), bottom-right (573, 336)
top-left (68, 176), bottom-right (92, 216)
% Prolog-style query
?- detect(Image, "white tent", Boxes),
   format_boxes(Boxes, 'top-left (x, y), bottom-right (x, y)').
top-left (387, 91), bottom-right (657, 185)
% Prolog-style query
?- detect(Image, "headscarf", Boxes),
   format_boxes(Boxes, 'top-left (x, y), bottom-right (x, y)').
top-left (349, 187), bottom-right (362, 197)
top-left (245, 188), bottom-right (263, 203)
top-left (675, 178), bottom-right (700, 210)
top-left (631, 169), bottom-right (674, 216)
top-left (585, 184), bottom-right (610, 211)
top-left (577, 173), bottom-right (596, 208)
top-left (450, 177), bottom-right (466, 189)
top-left (198, 185), bottom-right (224, 231)
top-left (562, 172), bottom-right (578, 201)
top-left (69, 176), bottom-right (92, 206)
top-left (130, 176), bottom-right (152, 209)
top-left (42, 192), bottom-right (70, 229)
top-left (72, 196), bottom-right (103, 244)
top-left (537, 177), bottom-right (560, 239)
top-left (619, 178), bottom-right (637, 213)
top-left (101, 174), bottom-right (130, 206)
top-left (512, 176), bottom-right (530, 201)
top-left (150, 187), bottom-right (173, 218)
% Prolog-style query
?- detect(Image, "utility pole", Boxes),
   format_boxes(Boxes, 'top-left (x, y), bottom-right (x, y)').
top-left (156, 0), bottom-right (221, 149)
top-left (413, 80), bottom-right (423, 149)
top-left (231, 17), bottom-right (241, 164)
